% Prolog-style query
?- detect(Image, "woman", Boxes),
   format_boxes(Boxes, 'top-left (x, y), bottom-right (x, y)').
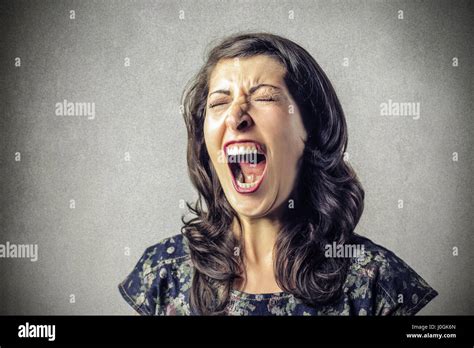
top-left (119, 32), bottom-right (437, 315)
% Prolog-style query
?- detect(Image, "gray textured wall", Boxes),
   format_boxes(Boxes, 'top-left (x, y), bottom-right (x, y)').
top-left (0, 0), bottom-right (472, 315)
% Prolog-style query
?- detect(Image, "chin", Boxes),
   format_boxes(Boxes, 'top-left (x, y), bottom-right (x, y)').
top-left (233, 204), bottom-right (267, 218)
top-left (226, 188), bottom-right (279, 219)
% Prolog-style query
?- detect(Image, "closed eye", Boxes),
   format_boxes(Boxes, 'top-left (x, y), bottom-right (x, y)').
top-left (209, 101), bottom-right (229, 108)
top-left (255, 97), bottom-right (276, 101)
top-left (209, 95), bottom-right (278, 108)
top-left (254, 97), bottom-right (278, 102)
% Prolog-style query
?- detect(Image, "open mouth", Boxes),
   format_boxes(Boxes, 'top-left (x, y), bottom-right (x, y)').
top-left (224, 140), bottom-right (267, 194)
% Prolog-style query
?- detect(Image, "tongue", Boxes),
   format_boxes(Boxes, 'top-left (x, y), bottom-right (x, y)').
top-left (240, 160), bottom-right (266, 177)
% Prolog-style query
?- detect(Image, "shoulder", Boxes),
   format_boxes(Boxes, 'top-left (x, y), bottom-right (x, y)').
top-left (118, 234), bottom-right (193, 315)
top-left (344, 234), bottom-right (438, 315)
top-left (141, 233), bottom-right (190, 266)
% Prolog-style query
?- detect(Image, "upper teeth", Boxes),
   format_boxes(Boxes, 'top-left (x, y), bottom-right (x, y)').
top-left (226, 144), bottom-right (261, 156)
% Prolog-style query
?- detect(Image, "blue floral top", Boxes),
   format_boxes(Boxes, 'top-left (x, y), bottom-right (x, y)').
top-left (118, 233), bottom-right (437, 316)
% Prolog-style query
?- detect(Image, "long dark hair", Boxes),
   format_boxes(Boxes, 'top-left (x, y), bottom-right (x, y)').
top-left (180, 32), bottom-right (364, 315)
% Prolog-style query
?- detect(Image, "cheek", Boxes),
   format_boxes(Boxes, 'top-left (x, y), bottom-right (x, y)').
top-left (203, 116), bottom-right (216, 149)
top-left (284, 112), bottom-right (306, 158)
top-left (204, 115), bottom-right (225, 165)
top-left (203, 116), bottom-right (211, 148)
top-left (263, 119), bottom-right (305, 198)
top-left (263, 110), bottom-right (306, 162)
top-left (203, 119), bottom-right (211, 157)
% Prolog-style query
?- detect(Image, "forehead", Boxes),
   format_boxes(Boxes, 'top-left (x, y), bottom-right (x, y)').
top-left (208, 55), bottom-right (287, 91)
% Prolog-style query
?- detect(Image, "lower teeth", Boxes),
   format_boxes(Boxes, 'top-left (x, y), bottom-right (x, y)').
top-left (236, 172), bottom-right (261, 189)
top-left (237, 181), bottom-right (256, 189)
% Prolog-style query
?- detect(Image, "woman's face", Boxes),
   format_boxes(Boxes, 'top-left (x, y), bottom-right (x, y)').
top-left (204, 55), bottom-right (307, 218)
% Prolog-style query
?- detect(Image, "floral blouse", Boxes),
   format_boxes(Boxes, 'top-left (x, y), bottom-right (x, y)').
top-left (118, 233), bottom-right (437, 316)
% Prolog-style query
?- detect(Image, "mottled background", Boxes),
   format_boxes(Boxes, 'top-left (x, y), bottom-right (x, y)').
top-left (0, 0), bottom-right (472, 315)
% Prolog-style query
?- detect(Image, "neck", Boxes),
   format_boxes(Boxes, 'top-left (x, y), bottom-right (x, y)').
top-left (232, 214), bottom-right (282, 266)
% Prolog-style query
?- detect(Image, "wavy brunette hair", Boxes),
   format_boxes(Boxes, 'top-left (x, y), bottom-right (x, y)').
top-left (180, 32), bottom-right (364, 315)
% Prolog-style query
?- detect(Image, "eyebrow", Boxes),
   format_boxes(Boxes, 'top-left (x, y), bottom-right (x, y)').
top-left (208, 84), bottom-right (281, 97)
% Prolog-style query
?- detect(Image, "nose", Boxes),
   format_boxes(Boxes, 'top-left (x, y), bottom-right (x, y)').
top-left (225, 100), bottom-right (253, 132)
